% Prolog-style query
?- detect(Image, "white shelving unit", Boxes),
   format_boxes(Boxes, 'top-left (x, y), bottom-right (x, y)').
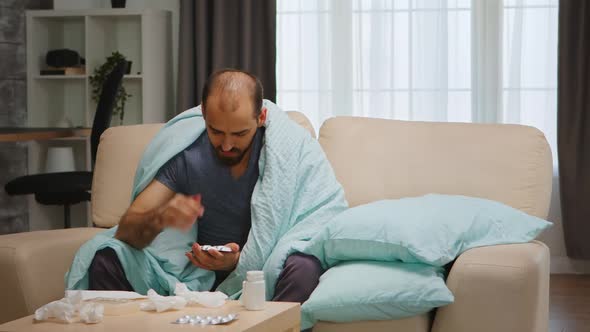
top-left (26, 8), bottom-right (172, 230)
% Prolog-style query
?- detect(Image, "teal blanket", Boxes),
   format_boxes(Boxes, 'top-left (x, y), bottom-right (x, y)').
top-left (65, 100), bottom-right (348, 299)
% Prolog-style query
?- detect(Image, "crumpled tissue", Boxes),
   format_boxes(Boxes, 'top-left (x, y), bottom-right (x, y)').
top-left (79, 303), bottom-right (104, 324)
top-left (138, 283), bottom-right (228, 312)
top-left (139, 289), bottom-right (187, 312)
top-left (34, 291), bottom-right (104, 324)
top-left (174, 283), bottom-right (228, 308)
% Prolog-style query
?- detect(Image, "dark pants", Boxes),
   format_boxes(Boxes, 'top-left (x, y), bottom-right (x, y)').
top-left (89, 248), bottom-right (323, 303)
top-left (88, 247), bottom-right (134, 291)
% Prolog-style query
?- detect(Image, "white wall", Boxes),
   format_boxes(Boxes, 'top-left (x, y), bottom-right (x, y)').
top-left (53, 0), bottom-right (180, 114)
top-left (538, 171), bottom-right (590, 274)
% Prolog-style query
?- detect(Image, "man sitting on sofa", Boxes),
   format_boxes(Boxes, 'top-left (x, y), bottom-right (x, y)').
top-left (87, 69), bottom-right (323, 303)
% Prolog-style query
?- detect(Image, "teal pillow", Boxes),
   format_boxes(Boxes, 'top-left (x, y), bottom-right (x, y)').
top-left (303, 194), bottom-right (552, 268)
top-left (301, 261), bottom-right (453, 330)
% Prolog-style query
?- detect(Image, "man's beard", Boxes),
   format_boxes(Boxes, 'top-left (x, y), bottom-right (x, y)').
top-left (215, 147), bottom-right (246, 166)
top-left (214, 135), bottom-right (255, 166)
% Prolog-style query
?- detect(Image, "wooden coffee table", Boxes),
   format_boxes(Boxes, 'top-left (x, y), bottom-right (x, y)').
top-left (0, 301), bottom-right (300, 332)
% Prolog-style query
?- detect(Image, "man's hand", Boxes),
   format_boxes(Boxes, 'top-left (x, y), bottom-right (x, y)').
top-left (185, 243), bottom-right (240, 271)
top-left (158, 194), bottom-right (205, 231)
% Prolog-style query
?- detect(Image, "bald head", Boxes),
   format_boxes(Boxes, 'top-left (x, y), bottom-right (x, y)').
top-left (200, 69), bottom-right (267, 167)
top-left (201, 69), bottom-right (264, 118)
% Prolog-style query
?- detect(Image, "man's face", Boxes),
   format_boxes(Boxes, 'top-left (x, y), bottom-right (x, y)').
top-left (203, 93), bottom-right (264, 166)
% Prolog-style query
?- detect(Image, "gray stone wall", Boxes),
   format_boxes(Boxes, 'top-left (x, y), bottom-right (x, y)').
top-left (0, 0), bottom-right (52, 234)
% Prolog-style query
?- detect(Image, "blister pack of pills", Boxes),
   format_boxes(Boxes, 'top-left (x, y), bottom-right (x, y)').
top-left (172, 313), bottom-right (238, 325)
top-left (200, 245), bottom-right (233, 253)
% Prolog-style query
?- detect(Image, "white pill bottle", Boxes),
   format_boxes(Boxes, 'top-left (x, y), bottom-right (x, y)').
top-left (241, 270), bottom-right (266, 310)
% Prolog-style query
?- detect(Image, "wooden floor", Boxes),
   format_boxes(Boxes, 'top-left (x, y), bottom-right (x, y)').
top-left (550, 274), bottom-right (590, 332)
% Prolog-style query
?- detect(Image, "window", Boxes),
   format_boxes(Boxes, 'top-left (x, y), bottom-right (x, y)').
top-left (277, 0), bottom-right (558, 161)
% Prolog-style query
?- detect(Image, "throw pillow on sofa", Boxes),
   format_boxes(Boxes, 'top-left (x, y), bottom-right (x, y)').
top-left (300, 260), bottom-right (453, 330)
top-left (303, 194), bottom-right (552, 268)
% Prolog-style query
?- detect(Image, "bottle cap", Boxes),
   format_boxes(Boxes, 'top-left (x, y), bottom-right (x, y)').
top-left (246, 271), bottom-right (264, 282)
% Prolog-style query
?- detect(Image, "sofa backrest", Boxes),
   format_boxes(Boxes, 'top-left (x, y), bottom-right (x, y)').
top-left (318, 117), bottom-right (553, 218)
top-left (93, 112), bottom-right (553, 227)
top-left (92, 111), bottom-right (315, 228)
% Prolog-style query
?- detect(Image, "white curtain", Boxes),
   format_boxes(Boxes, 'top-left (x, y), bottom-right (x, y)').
top-left (503, 0), bottom-right (558, 163)
top-left (276, 0), bottom-right (558, 161)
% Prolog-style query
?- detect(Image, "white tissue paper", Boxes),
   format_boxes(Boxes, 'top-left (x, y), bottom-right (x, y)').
top-left (175, 283), bottom-right (228, 308)
top-left (79, 303), bottom-right (104, 324)
top-left (34, 299), bottom-right (78, 323)
top-left (140, 289), bottom-right (187, 312)
top-left (65, 290), bottom-right (147, 301)
top-left (34, 290), bottom-right (104, 324)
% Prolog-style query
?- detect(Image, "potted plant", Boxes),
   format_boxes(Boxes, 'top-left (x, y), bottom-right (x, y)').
top-left (89, 51), bottom-right (132, 125)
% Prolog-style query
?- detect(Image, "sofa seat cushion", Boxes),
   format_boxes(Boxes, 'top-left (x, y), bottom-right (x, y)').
top-left (314, 314), bottom-right (431, 332)
top-left (0, 227), bottom-right (103, 323)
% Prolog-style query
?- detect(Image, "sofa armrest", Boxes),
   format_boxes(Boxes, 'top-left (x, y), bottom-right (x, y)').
top-left (0, 227), bottom-right (103, 323)
top-left (432, 241), bottom-right (549, 332)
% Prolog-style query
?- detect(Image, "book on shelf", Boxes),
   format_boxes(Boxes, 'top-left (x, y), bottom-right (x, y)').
top-left (40, 66), bottom-right (86, 76)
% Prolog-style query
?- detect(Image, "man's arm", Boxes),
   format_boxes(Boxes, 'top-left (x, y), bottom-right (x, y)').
top-left (115, 180), bottom-right (204, 249)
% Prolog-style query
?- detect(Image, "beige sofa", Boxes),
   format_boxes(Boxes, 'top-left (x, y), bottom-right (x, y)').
top-left (0, 112), bottom-right (552, 332)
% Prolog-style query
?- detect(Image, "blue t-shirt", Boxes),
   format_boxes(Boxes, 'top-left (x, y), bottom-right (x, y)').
top-left (155, 128), bottom-right (264, 250)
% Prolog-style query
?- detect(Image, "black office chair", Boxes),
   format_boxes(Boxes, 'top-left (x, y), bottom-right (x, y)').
top-left (5, 60), bottom-right (128, 228)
